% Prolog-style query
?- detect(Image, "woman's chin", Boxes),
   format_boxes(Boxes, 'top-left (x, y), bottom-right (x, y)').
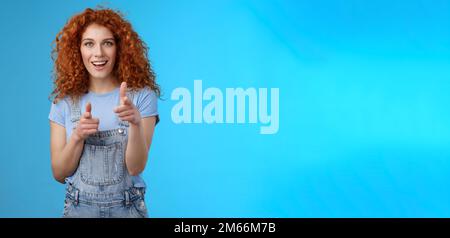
top-left (88, 70), bottom-right (114, 80)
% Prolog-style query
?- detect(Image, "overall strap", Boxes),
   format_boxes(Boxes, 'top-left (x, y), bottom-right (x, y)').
top-left (69, 97), bottom-right (82, 130)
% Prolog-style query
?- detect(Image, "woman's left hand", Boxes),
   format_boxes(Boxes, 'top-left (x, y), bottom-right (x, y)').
top-left (114, 82), bottom-right (141, 126)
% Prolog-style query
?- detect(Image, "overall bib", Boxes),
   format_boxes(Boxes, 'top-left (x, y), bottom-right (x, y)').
top-left (62, 92), bottom-right (148, 218)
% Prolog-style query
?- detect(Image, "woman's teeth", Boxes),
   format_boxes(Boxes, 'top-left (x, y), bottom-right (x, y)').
top-left (92, 61), bottom-right (108, 67)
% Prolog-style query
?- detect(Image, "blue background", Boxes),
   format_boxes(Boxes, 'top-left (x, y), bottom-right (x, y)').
top-left (0, 0), bottom-right (449, 217)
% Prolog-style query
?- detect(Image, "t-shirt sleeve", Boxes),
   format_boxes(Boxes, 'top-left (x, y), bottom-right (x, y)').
top-left (48, 99), bottom-right (66, 127)
top-left (135, 87), bottom-right (159, 125)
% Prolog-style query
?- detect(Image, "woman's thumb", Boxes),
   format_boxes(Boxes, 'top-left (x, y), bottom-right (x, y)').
top-left (84, 102), bottom-right (92, 118)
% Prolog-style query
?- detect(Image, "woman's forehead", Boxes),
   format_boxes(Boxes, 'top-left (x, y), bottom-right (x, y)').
top-left (81, 23), bottom-right (114, 40)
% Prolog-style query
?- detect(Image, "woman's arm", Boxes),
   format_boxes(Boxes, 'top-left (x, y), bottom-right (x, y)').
top-left (50, 102), bottom-right (99, 183)
top-left (50, 122), bottom-right (85, 184)
top-left (125, 116), bottom-right (156, 176)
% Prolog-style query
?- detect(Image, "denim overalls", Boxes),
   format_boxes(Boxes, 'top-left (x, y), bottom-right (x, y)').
top-left (62, 92), bottom-right (148, 218)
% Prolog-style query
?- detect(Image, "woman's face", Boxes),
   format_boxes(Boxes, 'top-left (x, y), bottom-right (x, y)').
top-left (80, 23), bottom-right (117, 81)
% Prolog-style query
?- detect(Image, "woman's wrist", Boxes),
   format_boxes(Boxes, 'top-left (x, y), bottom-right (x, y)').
top-left (129, 120), bottom-right (142, 129)
top-left (71, 132), bottom-right (84, 143)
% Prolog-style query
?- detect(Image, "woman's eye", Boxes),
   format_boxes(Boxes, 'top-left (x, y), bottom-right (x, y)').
top-left (84, 42), bottom-right (94, 47)
top-left (104, 41), bottom-right (114, 46)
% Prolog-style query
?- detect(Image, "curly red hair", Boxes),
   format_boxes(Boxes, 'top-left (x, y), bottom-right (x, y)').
top-left (50, 7), bottom-right (160, 102)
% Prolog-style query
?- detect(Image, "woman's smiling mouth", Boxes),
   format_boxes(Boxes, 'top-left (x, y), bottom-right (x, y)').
top-left (91, 60), bottom-right (108, 70)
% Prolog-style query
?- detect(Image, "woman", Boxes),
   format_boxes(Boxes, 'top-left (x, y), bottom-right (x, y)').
top-left (48, 7), bottom-right (160, 218)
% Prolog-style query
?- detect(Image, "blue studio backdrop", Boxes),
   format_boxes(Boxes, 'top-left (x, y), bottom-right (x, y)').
top-left (0, 0), bottom-right (449, 217)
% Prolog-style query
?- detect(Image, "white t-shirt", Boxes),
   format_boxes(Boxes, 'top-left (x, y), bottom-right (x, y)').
top-left (49, 86), bottom-right (159, 139)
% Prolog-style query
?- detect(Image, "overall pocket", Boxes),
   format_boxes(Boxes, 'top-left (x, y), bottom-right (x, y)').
top-left (79, 142), bottom-right (125, 186)
top-left (131, 197), bottom-right (148, 218)
top-left (62, 194), bottom-right (75, 218)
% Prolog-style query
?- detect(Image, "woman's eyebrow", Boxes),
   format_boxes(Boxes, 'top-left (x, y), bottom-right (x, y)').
top-left (81, 38), bottom-right (115, 42)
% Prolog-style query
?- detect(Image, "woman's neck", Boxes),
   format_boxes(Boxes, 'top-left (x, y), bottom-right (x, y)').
top-left (88, 76), bottom-right (119, 94)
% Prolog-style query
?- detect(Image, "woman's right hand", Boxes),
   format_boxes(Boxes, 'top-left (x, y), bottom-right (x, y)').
top-left (73, 102), bottom-right (99, 141)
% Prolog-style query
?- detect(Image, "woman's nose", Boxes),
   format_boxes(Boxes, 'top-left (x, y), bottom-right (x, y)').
top-left (93, 44), bottom-right (104, 57)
